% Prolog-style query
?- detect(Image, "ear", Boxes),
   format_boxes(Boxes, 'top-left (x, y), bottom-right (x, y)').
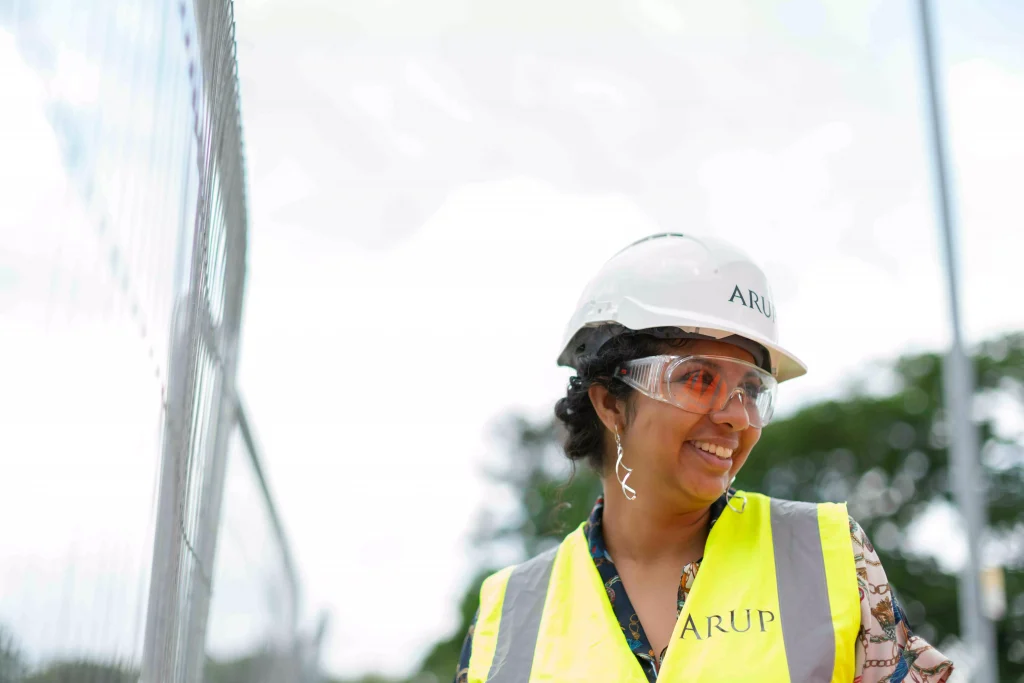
top-left (588, 383), bottom-right (626, 435)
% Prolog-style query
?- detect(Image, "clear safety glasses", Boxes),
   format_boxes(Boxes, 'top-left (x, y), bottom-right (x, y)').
top-left (615, 355), bottom-right (778, 428)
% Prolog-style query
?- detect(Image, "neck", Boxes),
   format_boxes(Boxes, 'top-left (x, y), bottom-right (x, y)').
top-left (600, 480), bottom-right (713, 567)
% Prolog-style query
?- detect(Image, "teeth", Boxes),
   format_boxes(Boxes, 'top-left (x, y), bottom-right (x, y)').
top-left (693, 441), bottom-right (733, 459)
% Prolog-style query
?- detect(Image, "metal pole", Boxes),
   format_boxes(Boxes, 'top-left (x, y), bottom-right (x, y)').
top-left (236, 400), bottom-right (302, 618)
top-left (915, 1), bottom-right (998, 680)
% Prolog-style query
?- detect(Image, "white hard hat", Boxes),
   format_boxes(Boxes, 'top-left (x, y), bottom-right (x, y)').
top-left (557, 233), bottom-right (807, 382)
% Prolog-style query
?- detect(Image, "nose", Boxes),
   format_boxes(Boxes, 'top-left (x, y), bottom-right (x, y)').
top-left (709, 388), bottom-right (752, 430)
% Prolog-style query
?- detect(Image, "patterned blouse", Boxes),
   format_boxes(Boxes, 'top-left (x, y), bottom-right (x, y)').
top-left (454, 495), bottom-right (954, 683)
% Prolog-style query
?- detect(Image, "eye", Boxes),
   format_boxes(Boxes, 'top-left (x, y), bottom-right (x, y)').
top-left (741, 381), bottom-right (764, 395)
top-left (677, 370), bottom-right (720, 392)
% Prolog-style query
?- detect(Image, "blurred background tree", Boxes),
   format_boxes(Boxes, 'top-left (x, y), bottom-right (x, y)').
top-left (0, 626), bottom-right (26, 683)
top-left (407, 416), bottom-right (602, 683)
top-left (20, 660), bottom-right (137, 683)
top-left (204, 650), bottom-right (301, 683)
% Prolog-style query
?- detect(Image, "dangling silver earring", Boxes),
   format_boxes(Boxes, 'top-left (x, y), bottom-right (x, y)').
top-left (726, 477), bottom-right (746, 513)
top-left (614, 427), bottom-right (637, 501)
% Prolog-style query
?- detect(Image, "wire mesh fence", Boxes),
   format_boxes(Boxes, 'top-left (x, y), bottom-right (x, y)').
top-left (138, 0), bottom-right (248, 677)
top-left (0, 0), bottom-right (319, 681)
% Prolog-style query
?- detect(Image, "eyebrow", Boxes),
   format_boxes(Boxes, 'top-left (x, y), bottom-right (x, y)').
top-left (680, 357), bottom-right (723, 375)
top-left (681, 357), bottom-right (763, 382)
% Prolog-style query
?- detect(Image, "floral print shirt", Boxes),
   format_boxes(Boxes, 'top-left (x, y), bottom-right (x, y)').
top-left (455, 495), bottom-right (954, 683)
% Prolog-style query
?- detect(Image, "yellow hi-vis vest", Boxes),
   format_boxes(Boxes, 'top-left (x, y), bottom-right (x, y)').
top-left (468, 492), bottom-right (860, 683)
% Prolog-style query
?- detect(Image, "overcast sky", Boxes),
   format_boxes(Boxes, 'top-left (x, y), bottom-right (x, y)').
top-left (2, 0), bottom-right (1023, 679)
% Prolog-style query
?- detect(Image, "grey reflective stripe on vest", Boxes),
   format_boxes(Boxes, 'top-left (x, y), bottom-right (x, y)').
top-left (487, 545), bottom-right (559, 683)
top-left (770, 498), bottom-right (836, 682)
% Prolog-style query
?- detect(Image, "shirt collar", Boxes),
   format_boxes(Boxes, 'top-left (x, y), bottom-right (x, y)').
top-left (582, 491), bottom-right (732, 563)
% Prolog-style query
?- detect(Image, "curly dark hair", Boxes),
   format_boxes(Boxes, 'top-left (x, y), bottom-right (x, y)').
top-left (554, 333), bottom-right (690, 472)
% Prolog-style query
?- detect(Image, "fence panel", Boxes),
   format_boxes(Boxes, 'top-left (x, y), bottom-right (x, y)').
top-left (0, 0), bottom-right (205, 679)
top-left (0, 1), bottom-right (316, 681)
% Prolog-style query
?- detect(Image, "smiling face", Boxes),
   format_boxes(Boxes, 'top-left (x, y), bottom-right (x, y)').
top-left (591, 339), bottom-right (763, 510)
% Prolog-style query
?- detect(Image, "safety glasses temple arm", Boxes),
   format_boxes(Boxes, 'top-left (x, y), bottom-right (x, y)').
top-left (616, 356), bottom-right (669, 396)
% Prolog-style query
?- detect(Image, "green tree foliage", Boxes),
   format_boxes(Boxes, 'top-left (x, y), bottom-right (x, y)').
top-left (408, 417), bottom-right (601, 683)
top-left (204, 650), bottom-right (297, 683)
top-left (0, 626), bottom-right (26, 683)
top-left (402, 333), bottom-right (1023, 683)
top-left (474, 416), bottom-right (602, 559)
top-left (0, 623), bottom-right (139, 683)
top-left (21, 660), bottom-right (137, 683)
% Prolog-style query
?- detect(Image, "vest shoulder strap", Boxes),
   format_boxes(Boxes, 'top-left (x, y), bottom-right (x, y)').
top-left (470, 544), bottom-right (560, 682)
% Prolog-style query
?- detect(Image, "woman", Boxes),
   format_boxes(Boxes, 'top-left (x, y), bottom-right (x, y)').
top-left (455, 234), bottom-right (953, 682)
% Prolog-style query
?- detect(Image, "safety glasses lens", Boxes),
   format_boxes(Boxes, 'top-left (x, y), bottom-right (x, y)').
top-left (664, 357), bottom-right (776, 425)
